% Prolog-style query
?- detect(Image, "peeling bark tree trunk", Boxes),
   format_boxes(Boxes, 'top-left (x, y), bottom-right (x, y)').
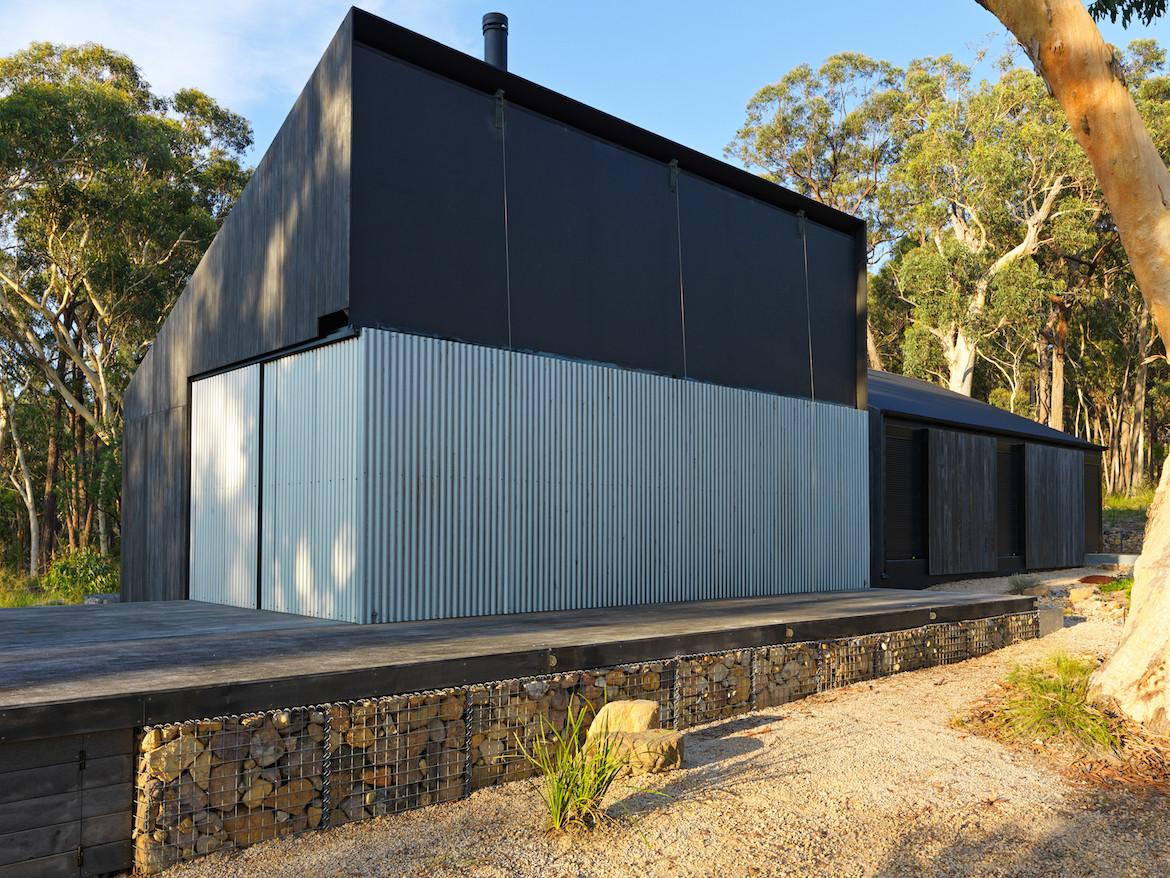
top-left (977, 0), bottom-right (1170, 732)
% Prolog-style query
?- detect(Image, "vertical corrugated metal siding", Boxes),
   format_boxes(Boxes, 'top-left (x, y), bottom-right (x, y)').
top-left (261, 341), bottom-right (366, 622)
top-left (189, 365), bottom-right (260, 608)
top-left (363, 330), bottom-right (868, 622)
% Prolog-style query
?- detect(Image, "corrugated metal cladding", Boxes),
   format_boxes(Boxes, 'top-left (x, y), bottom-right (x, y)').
top-left (261, 340), bottom-right (367, 622)
top-left (189, 364), bottom-right (260, 608)
top-left (362, 330), bottom-right (868, 623)
top-left (191, 331), bottom-right (869, 623)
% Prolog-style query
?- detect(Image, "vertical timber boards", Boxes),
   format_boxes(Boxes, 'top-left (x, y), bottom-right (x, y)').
top-left (1026, 444), bottom-right (1086, 569)
top-left (0, 729), bottom-right (133, 878)
top-left (928, 429), bottom-right (997, 576)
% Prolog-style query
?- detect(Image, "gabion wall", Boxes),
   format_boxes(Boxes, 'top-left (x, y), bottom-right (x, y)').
top-left (133, 613), bottom-right (1038, 873)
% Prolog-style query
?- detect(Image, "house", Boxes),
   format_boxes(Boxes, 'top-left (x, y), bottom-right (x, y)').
top-left (868, 368), bottom-right (1102, 589)
top-left (121, 8), bottom-right (870, 622)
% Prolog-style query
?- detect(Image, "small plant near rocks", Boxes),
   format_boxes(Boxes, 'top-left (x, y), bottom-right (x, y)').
top-left (43, 548), bottom-right (119, 604)
top-left (983, 652), bottom-right (1120, 756)
top-left (1099, 575), bottom-right (1134, 602)
top-left (1006, 573), bottom-right (1041, 595)
top-left (515, 702), bottom-right (630, 831)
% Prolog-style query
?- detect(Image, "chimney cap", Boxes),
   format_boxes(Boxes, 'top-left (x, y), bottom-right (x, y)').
top-left (482, 12), bottom-right (508, 31)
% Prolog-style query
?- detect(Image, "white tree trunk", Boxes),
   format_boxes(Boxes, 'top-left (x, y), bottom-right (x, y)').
top-left (947, 329), bottom-right (977, 395)
top-left (977, 0), bottom-right (1170, 730)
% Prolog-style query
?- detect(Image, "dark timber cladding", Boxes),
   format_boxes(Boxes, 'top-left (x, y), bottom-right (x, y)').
top-left (928, 429), bottom-right (997, 576)
top-left (0, 730), bottom-right (134, 877)
top-left (120, 19), bottom-right (353, 600)
top-left (121, 8), bottom-right (868, 602)
top-left (1026, 444), bottom-right (1086, 568)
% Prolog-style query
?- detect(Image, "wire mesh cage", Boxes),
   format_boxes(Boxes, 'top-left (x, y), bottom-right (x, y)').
top-left (923, 622), bottom-right (968, 666)
top-left (134, 708), bottom-right (326, 873)
top-left (328, 690), bottom-right (467, 824)
top-left (467, 674), bottom-right (581, 791)
top-left (1002, 612), bottom-right (1040, 644)
top-left (965, 617), bottom-right (1006, 658)
top-left (817, 636), bottom-right (883, 690)
top-left (676, 650), bottom-right (752, 728)
top-left (883, 627), bottom-right (928, 675)
top-left (753, 642), bottom-right (821, 709)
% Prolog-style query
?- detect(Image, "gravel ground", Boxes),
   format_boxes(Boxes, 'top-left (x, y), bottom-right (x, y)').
top-left (148, 570), bottom-right (1170, 878)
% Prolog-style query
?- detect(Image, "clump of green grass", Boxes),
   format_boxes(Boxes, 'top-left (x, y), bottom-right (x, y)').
top-left (515, 700), bottom-right (630, 831)
top-left (1099, 575), bottom-right (1134, 601)
top-left (0, 567), bottom-right (45, 608)
top-left (1006, 573), bottom-right (1040, 594)
top-left (994, 652), bottom-right (1120, 756)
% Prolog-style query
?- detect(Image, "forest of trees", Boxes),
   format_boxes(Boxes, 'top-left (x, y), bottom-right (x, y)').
top-left (0, 43), bottom-right (250, 581)
top-left (730, 39), bottom-right (1170, 500)
top-left (1, 31), bottom-right (1166, 584)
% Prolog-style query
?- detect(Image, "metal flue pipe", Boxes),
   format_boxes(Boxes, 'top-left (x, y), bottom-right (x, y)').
top-left (482, 12), bottom-right (508, 70)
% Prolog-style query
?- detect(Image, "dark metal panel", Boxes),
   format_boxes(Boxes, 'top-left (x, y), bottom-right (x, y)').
top-left (504, 105), bottom-right (684, 375)
top-left (79, 839), bottom-right (131, 877)
top-left (119, 416), bottom-right (148, 602)
top-left (348, 46), bottom-right (509, 346)
top-left (675, 173), bottom-right (809, 396)
top-left (1025, 444), bottom-right (1086, 568)
top-left (997, 444), bottom-right (1024, 558)
top-left (805, 222), bottom-right (865, 407)
top-left (868, 369), bottom-right (1100, 452)
top-left (884, 427), bottom-right (927, 561)
top-left (928, 429), bottom-right (997, 575)
top-left (349, 9), bottom-right (864, 238)
top-left (869, 409), bottom-right (885, 587)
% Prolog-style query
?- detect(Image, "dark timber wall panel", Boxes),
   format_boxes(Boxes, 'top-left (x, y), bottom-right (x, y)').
top-left (1026, 444), bottom-right (1086, 569)
top-left (121, 16), bottom-right (354, 601)
top-left (0, 730), bottom-right (133, 878)
top-left (1085, 453), bottom-right (1103, 554)
top-left (928, 429), bottom-right (997, 576)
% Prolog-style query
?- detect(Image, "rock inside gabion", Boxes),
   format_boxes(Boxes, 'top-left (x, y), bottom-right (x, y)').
top-left (133, 710), bottom-right (326, 874)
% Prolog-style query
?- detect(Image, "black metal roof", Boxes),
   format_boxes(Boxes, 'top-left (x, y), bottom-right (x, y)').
top-left (349, 8), bottom-right (863, 238)
top-left (867, 369), bottom-right (1100, 451)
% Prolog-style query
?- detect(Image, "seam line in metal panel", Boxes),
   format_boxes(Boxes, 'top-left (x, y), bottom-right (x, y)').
top-left (673, 163), bottom-right (688, 379)
top-left (255, 362), bottom-right (266, 611)
top-left (498, 90), bottom-right (513, 350)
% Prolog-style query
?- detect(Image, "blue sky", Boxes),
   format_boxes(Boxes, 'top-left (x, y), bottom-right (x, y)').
top-left (3, 1), bottom-right (1169, 168)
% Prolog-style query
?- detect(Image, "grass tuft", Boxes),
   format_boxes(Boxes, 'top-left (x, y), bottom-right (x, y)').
top-left (994, 652), bottom-right (1120, 756)
top-left (515, 701), bottom-right (631, 831)
top-left (1006, 573), bottom-right (1040, 595)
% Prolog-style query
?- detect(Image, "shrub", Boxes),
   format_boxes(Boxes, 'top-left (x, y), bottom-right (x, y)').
top-left (1099, 575), bottom-right (1134, 601)
top-left (44, 548), bottom-right (119, 604)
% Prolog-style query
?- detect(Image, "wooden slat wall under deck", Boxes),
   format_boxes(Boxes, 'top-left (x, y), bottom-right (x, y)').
top-left (0, 729), bottom-right (133, 878)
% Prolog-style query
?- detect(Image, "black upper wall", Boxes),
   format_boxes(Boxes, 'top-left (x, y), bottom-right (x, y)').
top-left (347, 9), bottom-right (866, 406)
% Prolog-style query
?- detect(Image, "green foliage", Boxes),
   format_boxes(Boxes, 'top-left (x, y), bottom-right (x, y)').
top-left (1102, 488), bottom-right (1153, 528)
top-left (0, 566), bottom-right (44, 607)
top-left (995, 653), bottom-right (1120, 755)
top-left (1090, 0), bottom-right (1168, 27)
top-left (514, 702), bottom-right (630, 831)
top-left (43, 547), bottom-right (118, 603)
top-left (1099, 575), bottom-right (1134, 600)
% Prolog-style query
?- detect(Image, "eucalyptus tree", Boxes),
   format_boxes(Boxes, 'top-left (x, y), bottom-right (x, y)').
top-left (973, 0), bottom-right (1170, 736)
top-left (728, 52), bottom-right (908, 367)
top-left (888, 58), bottom-right (1095, 397)
top-left (0, 42), bottom-right (251, 562)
